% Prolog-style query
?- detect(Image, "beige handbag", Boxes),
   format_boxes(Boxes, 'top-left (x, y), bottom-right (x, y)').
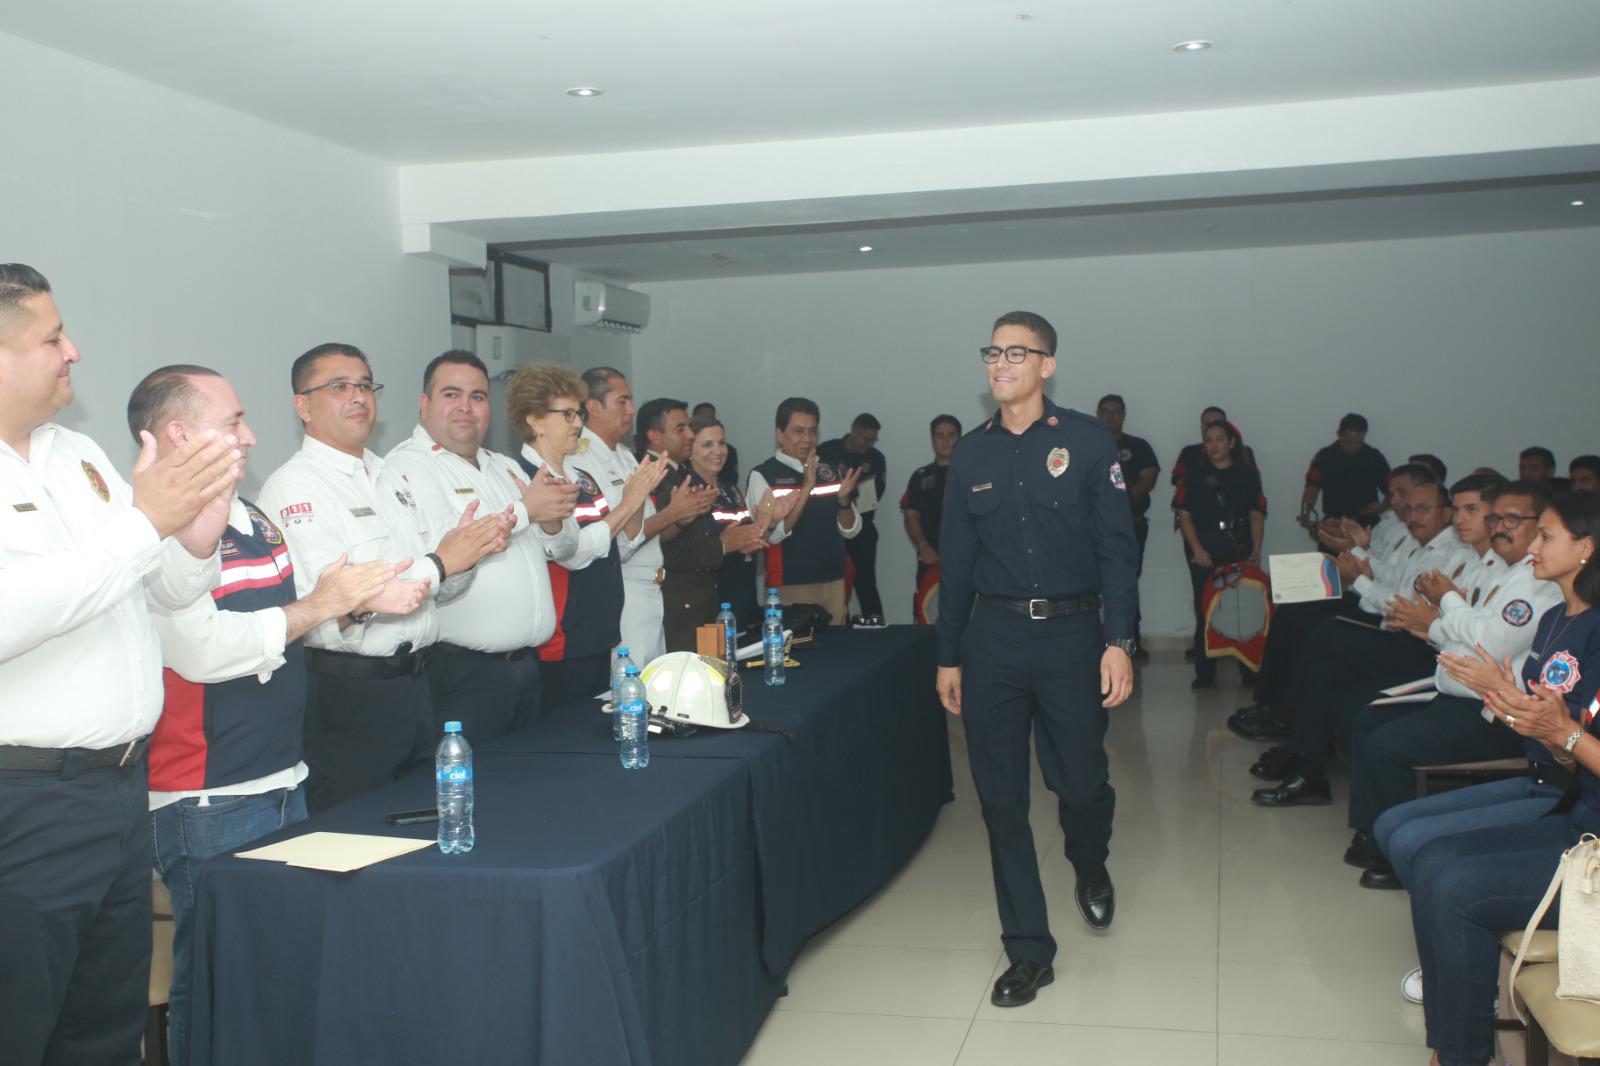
top-left (1509, 833), bottom-right (1600, 1022)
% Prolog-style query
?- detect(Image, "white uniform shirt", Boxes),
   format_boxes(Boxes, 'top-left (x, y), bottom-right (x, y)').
top-left (516, 444), bottom-right (614, 571)
top-left (746, 450), bottom-right (863, 546)
top-left (148, 494), bottom-right (308, 810)
top-left (0, 424), bottom-right (217, 749)
top-left (381, 424), bottom-right (580, 652)
top-left (1429, 552), bottom-right (1562, 698)
top-left (1353, 525), bottom-right (1476, 619)
top-left (567, 427), bottom-right (650, 571)
top-left (258, 435), bottom-right (470, 656)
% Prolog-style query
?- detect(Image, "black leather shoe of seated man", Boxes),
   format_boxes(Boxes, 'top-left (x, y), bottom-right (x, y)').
top-left (1075, 869), bottom-right (1116, 930)
top-left (991, 960), bottom-right (1054, 1007)
top-left (1251, 772), bottom-right (1332, 807)
top-left (1249, 746), bottom-right (1300, 780)
top-left (1359, 860), bottom-right (1404, 890)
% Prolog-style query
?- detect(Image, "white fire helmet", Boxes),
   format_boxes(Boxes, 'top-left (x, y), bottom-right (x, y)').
top-left (640, 652), bottom-right (748, 729)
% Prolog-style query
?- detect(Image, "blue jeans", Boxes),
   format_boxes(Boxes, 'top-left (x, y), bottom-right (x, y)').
top-left (152, 785), bottom-right (307, 1066)
top-left (1372, 774), bottom-right (1561, 885)
top-left (1408, 803), bottom-right (1600, 1065)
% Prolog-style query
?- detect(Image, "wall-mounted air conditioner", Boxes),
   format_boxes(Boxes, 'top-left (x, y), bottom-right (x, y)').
top-left (574, 281), bottom-right (650, 332)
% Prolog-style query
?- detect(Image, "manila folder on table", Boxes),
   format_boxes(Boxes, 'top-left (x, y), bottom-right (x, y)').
top-left (236, 832), bottom-right (433, 873)
top-left (1268, 552), bottom-right (1343, 604)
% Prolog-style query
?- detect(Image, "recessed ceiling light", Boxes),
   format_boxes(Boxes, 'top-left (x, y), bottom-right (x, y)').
top-left (1571, 199), bottom-right (1587, 207)
top-left (565, 87), bottom-right (603, 98)
top-left (1172, 39), bottom-right (1212, 52)
top-left (858, 245), bottom-right (874, 253)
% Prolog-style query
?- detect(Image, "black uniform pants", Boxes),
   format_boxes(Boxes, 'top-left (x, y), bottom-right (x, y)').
top-left (1251, 595), bottom-right (1365, 710)
top-left (303, 669), bottom-right (435, 814)
top-left (0, 757), bottom-right (150, 1066)
top-left (1132, 519), bottom-right (1148, 642)
top-left (428, 647), bottom-right (542, 747)
top-left (846, 516), bottom-right (882, 618)
top-left (662, 570), bottom-right (719, 653)
top-left (1347, 696), bottom-right (1526, 836)
top-left (538, 652), bottom-right (610, 713)
top-left (960, 602), bottom-right (1114, 966)
top-left (1285, 619), bottom-right (1438, 777)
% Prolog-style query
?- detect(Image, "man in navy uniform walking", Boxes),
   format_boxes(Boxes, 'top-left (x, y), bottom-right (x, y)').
top-left (936, 310), bottom-right (1139, 1008)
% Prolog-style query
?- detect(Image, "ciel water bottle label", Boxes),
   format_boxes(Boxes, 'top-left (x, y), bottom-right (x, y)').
top-left (437, 766), bottom-right (473, 783)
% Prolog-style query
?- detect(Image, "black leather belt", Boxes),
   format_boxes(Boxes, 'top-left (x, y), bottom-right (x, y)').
top-left (979, 594), bottom-right (1102, 620)
top-left (0, 736), bottom-right (149, 774)
top-left (433, 642), bottom-right (536, 663)
top-left (306, 645), bottom-right (428, 679)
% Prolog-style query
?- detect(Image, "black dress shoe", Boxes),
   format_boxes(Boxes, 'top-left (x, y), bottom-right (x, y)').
top-left (1234, 701), bottom-right (1269, 719)
top-left (1075, 871), bottom-right (1116, 930)
top-left (991, 960), bottom-right (1054, 1007)
top-left (1249, 747), bottom-right (1300, 780)
top-left (1251, 772), bottom-right (1333, 807)
top-left (1227, 709), bottom-right (1291, 742)
top-left (1191, 677), bottom-right (1216, 690)
top-left (1343, 832), bottom-right (1377, 869)
top-left (1359, 860), bottom-right (1404, 890)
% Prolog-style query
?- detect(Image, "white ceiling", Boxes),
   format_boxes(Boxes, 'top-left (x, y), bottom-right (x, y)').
top-left (499, 176), bottom-right (1600, 281)
top-left (4, 0), bottom-right (1600, 164)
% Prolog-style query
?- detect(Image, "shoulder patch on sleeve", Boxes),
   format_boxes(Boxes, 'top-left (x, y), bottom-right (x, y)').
top-left (1110, 462), bottom-right (1127, 490)
top-left (1502, 599), bottom-right (1534, 627)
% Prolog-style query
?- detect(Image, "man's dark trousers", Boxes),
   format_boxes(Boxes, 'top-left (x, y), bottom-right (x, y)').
top-left (428, 646), bottom-right (542, 746)
top-left (1348, 695), bottom-right (1527, 836)
top-left (0, 755), bottom-right (151, 1065)
top-left (1286, 619), bottom-right (1438, 768)
top-left (847, 515), bottom-right (883, 618)
top-left (960, 602), bottom-right (1113, 965)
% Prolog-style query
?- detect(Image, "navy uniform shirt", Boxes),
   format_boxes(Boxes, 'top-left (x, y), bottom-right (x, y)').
top-left (1518, 605), bottom-right (1600, 815)
top-left (935, 397), bottom-right (1141, 667)
top-left (900, 461), bottom-right (949, 552)
top-left (1114, 432), bottom-right (1160, 522)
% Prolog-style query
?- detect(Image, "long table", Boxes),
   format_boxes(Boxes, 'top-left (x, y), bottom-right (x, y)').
top-left (187, 626), bottom-right (952, 1066)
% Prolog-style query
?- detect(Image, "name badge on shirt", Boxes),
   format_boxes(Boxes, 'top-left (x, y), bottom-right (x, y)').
top-left (971, 482), bottom-right (993, 493)
top-left (350, 507), bottom-right (377, 518)
top-left (11, 502), bottom-right (37, 512)
top-left (454, 487), bottom-right (476, 495)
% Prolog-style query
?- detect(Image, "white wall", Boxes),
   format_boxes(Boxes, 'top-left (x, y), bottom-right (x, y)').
top-left (630, 229), bottom-right (1600, 635)
top-left (0, 30), bottom-right (449, 496)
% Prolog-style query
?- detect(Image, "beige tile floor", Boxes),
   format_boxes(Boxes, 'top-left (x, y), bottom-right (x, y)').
top-left (740, 649), bottom-right (1426, 1065)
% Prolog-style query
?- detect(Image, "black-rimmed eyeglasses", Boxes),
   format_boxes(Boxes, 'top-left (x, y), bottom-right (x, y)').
top-left (298, 380), bottom-right (384, 399)
top-left (979, 345), bottom-right (1051, 364)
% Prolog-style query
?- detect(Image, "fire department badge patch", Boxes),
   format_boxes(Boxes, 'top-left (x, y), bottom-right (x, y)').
top-left (1542, 651), bottom-right (1582, 695)
top-left (1047, 448), bottom-right (1070, 478)
top-left (82, 461), bottom-right (110, 503)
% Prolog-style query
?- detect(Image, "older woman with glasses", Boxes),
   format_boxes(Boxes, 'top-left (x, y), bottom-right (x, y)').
top-left (505, 364), bottom-right (665, 709)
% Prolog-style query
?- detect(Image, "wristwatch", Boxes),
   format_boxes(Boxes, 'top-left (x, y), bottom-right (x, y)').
top-left (1106, 638), bottom-right (1138, 658)
top-left (1565, 729), bottom-right (1585, 754)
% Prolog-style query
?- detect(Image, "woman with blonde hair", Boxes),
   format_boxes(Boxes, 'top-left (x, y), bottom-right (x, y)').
top-left (505, 364), bottom-right (666, 708)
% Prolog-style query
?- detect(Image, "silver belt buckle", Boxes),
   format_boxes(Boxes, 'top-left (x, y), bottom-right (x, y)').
top-left (1027, 598), bottom-right (1048, 620)
top-left (117, 739), bottom-right (138, 767)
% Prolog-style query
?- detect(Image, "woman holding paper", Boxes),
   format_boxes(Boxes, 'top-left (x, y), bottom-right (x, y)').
top-left (1176, 420), bottom-right (1266, 689)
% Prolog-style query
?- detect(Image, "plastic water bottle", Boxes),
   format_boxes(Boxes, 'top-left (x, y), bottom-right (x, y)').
top-left (611, 646), bottom-right (634, 741)
top-left (618, 666), bottom-right (649, 769)
top-left (763, 609), bottom-right (786, 687)
top-left (716, 603), bottom-right (738, 661)
top-left (766, 587), bottom-right (782, 614)
top-left (436, 721), bottom-right (474, 854)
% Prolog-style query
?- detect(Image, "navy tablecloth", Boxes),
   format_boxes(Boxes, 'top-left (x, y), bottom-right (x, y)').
top-left (187, 627), bottom-right (952, 1066)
